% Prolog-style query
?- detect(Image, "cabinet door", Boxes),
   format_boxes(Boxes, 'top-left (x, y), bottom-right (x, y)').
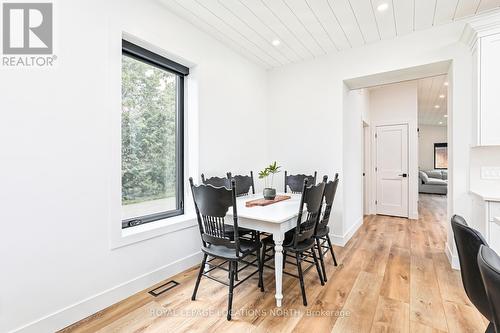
top-left (471, 194), bottom-right (487, 237)
top-left (480, 34), bottom-right (500, 145)
top-left (490, 202), bottom-right (500, 221)
top-left (490, 219), bottom-right (500, 255)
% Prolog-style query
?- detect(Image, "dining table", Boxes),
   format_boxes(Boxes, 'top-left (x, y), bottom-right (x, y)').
top-left (227, 193), bottom-right (302, 307)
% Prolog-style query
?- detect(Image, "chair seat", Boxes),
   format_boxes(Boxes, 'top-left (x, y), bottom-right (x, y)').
top-left (262, 232), bottom-right (315, 252)
top-left (315, 226), bottom-right (330, 238)
top-left (202, 239), bottom-right (261, 260)
top-left (224, 224), bottom-right (253, 237)
top-left (284, 238), bottom-right (315, 252)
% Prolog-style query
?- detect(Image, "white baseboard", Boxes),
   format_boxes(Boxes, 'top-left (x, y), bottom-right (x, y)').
top-left (329, 216), bottom-right (363, 247)
top-left (10, 251), bottom-right (203, 333)
top-left (445, 242), bottom-right (460, 270)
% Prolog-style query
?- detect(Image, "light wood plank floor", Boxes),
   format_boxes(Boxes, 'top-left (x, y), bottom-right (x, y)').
top-left (60, 194), bottom-right (486, 333)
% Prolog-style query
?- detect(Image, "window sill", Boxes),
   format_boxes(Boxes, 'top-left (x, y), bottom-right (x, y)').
top-left (110, 213), bottom-right (197, 250)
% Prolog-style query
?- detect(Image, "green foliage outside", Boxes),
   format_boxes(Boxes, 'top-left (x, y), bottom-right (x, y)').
top-left (121, 55), bottom-right (177, 205)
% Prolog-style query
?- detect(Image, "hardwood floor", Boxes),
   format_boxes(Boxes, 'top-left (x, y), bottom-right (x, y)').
top-left (60, 194), bottom-right (486, 333)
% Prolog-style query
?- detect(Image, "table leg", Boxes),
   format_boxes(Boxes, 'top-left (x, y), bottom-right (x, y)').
top-left (273, 232), bottom-right (284, 307)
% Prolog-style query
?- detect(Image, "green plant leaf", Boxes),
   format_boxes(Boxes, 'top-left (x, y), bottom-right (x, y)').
top-left (266, 161), bottom-right (281, 174)
top-left (258, 169), bottom-right (269, 179)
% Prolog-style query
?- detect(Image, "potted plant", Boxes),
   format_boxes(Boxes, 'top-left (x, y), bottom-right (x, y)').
top-left (259, 161), bottom-right (281, 200)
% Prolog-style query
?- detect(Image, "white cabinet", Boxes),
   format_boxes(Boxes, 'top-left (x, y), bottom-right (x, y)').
top-left (470, 192), bottom-right (500, 254)
top-left (472, 33), bottom-right (500, 146)
top-left (490, 201), bottom-right (500, 221)
top-left (489, 202), bottom-right (500, 254)
top-left (471, 193), bottom-right (487, 236)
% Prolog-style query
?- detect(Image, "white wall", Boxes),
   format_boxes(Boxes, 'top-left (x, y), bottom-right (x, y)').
top-left (469, 147), bottom-right (500, 239)
top-left (0, 0), bottom-right (268, 332)
top-left (368, 81), bottom-right (419, 219)
top-left (343, 88), bottom-right (369, 240)
top-left (418, 125), bottom-right (448, 171)
top-left (369, 82), bottom-right (418, 125)
top-left (267, 21), bottom-right (472, 261)
top-left (470, 146), bottom-right (500, 192)
top-left (267, 55), bottom-right (344, 235)
top-left (364, 125), bottom-right (371, 214)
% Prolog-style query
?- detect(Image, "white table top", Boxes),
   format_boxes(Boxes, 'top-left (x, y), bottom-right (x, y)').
top-left (228, 193), bottom-right (302, 223)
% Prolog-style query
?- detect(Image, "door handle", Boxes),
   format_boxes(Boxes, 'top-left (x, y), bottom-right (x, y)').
top-left (398, 173), bottom-right (408, 178)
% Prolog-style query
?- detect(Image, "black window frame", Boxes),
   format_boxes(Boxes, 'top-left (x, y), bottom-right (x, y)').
top-left (433, 142), bottom-right (448, 170)
top-left (121, 40), bottom-right (189, 229)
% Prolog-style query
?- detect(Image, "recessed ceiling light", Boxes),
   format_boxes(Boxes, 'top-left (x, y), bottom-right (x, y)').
top-left (434, 105), bottom-right (440, 109)
top-left (444, 114), bottom-right (448, 118)
top-left (377, 2), bottom-right (389, 12)
top-left (439, 121), bottom-right (443, 125)
top-left (439, 94), bottom-right (445, 98)
top-left (444, 81), bottom-right (449, 86)
top-left (271, 39), bottom-right (281, 46)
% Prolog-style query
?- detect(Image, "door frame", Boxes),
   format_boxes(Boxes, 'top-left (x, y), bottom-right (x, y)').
top-left (344, 62), bottom-right (453, 266)
top-left (369, 121), bottom-right (410, 218)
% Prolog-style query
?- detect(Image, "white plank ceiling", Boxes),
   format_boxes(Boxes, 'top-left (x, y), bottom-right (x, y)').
top-left (418, 75), bottom-right (448, 127)
top-left (159, 0), bottom-right (500, 68)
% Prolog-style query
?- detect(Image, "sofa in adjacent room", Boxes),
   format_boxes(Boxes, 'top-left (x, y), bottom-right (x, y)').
top-left (419, 170), bottom-right (448, 195)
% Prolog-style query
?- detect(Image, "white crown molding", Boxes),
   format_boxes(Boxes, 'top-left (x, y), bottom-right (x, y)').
top-left (460, 24), bottom-right (478, 50)
top-left (461, 9), bottom-right (500, 50)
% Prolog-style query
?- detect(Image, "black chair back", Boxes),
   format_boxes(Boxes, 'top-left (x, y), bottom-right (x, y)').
top-left (292, 179), bottom-right (325, 247)
top-left (201, 173), bottom-right (231, 189)
top-left (189, 178), bottom-right (240, 256)
top-left (317, 173), bottom-right (339, 231)
top-left (284, 171), bottom-right (317, 193)
top-left (227, 172), bottom-right (255, 196)
top-left (478, 245), bottom-right (500, 333)
top-left (451, 215), bottom-right (492, 321)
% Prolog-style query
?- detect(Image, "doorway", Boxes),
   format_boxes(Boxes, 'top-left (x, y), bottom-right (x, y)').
top-left (417, 75), bottom-right (449, 232)
top-left (353, 74), bottom-right (449, 221)
top-left (343, 60), bottom-right (455, 267)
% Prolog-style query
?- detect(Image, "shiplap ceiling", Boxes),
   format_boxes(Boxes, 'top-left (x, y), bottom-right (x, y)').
top-left (418, 75), bottom-right (448, 127)
top-left (159, 0), bottom-right (500, 68)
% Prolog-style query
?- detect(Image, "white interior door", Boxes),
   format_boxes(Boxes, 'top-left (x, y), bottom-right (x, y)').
top-left (375, 124), bottom-right (409, 218)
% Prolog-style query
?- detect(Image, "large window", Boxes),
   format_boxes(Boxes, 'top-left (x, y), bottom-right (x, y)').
top-left (121, 40), bottom-right (188, 229)
top-left (434, 142), bottom-right (448, 169)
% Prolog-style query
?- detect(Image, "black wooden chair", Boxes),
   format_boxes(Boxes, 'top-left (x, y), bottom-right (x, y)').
top-left (314, 174), bottom-right (340, 282)
top-left (452, 215), bottom-right (495, 332)
top-left (262, 179), bottom-right (326, 306)
top-left (225, 172), bottom-right (259, 278)
top-left (228, 171), bottom-right (273, 239)
top-left (201, 173), bottom-right (231, 188)
top-left (478, 245), bottom-right (500, 333)
top-left (189, 178), bottom-right (264, 321)
top-left (201, 172), bottom-right (252, 238)
top-left (284, 171), bottom-right (317, 193)
top-left (227, 172), bottom-right (255, 196)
